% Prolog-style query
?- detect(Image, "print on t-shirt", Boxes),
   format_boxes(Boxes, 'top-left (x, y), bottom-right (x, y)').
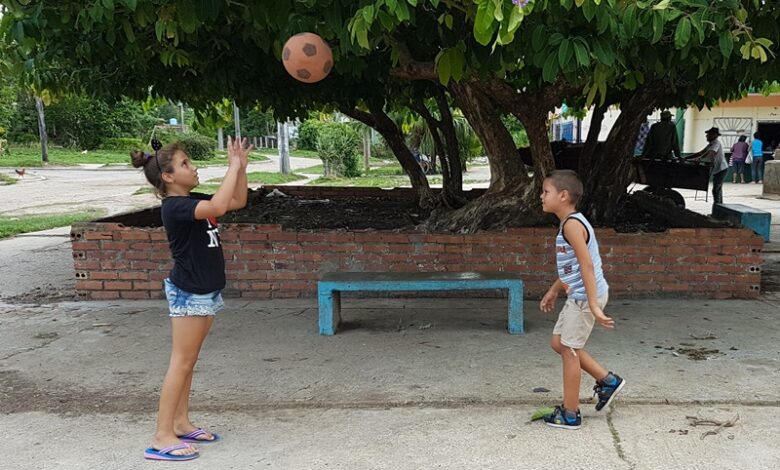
top-left (206, 217), bottom-right (220, 248)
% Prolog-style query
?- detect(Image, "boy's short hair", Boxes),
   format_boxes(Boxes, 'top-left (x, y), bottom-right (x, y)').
top-left (546, 170), bottom-right (583, 205)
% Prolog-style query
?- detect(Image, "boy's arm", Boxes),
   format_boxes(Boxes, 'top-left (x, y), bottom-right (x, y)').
top-left (540, 278), bottom-right (564, 312)
top-left (562, 221), bottom-right (614, 329)
top-left (227, 138), bottom-right (252, 211)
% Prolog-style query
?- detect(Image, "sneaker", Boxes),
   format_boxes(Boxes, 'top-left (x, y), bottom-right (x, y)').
top-left (543, 405), bottom-right (581, 430)
top-left (593, 373), bottom-right (626, 412)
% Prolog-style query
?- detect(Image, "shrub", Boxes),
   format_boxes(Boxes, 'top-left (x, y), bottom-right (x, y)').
top-left (296, 119), bottom-right (326, 151)
top-left (100, 137), bottom-right (145, 152)
top-left (316, 123), bottom-right (361, 177)
top-left (177, 133), bottom-right (216, 161)
top-left (152, 131), bottom-right (214, 160)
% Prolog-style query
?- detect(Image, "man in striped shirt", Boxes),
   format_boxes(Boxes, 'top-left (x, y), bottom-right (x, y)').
top-left (539, 170), bottom-right (626, 430)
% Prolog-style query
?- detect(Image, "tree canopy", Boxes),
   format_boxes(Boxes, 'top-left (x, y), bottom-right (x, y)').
top-left (2, 0), bottom-right (778, 229)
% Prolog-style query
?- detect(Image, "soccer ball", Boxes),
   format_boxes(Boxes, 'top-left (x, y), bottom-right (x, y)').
top-left (282, 33), bottom-right (333, 84)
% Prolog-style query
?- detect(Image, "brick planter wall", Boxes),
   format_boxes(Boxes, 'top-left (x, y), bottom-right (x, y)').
top-left (71, 213), bottom-right (764, 300)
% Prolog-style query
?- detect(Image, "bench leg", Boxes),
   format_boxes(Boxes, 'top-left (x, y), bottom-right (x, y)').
top-left (507, 284), bottom-right (524, 335)
top-left (319, 288), bottom-right (342, 336)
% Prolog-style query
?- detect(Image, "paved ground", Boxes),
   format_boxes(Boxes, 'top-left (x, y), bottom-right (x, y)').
top-left (1, 296), bottom-right (779, 469)
top-left (1, 156), bottom-right (779, 468)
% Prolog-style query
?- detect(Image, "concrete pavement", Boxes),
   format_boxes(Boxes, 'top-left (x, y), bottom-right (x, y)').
top-left (1, 296), bottom-right (779, 469)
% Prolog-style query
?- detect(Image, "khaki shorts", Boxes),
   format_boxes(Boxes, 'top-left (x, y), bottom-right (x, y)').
top-left (552, 293), bottom-right (609, 349)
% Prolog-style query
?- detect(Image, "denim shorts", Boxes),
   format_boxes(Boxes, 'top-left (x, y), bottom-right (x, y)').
top-left (164, 278), bottom-right (224, 318)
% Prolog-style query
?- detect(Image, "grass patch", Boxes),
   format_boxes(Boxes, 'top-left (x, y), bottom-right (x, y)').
top-left (0, 147), bottom-right (269, 168)
top-left (0, 210), bottom-right (107, 239)
top-left (0, 148), bottom-right (132, 167)
top-left (207, 171), bottom-right (306, 185)
top-left (298, 163), bottom-right (404, 176)
top-left (311, 174), bottom-right (442, 187)
top-left (133, 183), bottom-right (222, 196)
top-left (0, 173), bottom-right (18, 185)
top-left (257, 149), bottom-right (320, 159)
top-left (202, 152), bottom-right (269, 166)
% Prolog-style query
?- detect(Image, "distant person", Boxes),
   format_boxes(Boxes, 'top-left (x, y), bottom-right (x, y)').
top-left (751, 132), bottom-right (764, 184)
top-left (539, 170), bottom-right (624, 430)
top-left (641, 110), bottom-right (681, 160)
top-left (730, 135), bottom-right (749, 183)
top-left (686, 127), bottom-right (728, 204)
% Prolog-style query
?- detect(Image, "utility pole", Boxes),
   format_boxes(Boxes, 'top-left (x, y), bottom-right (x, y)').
top-left (279, 120), bottom-right (290, 174)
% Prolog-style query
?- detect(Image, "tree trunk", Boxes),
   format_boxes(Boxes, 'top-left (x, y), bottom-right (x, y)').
top-left (578, 103), bottom-right (608, 180)
top-left (434, 87), bottom-right (464, 198)
top-left (35, 96), bottom-right (49, 163)
top-left (339, 104), bottom-right (435, 208)
top-left (579, 85), bottom-right (663, 223)
top-left (425, 81), bottom-right (544, 232)
top-left (450, 81), bottom-right (530, 194)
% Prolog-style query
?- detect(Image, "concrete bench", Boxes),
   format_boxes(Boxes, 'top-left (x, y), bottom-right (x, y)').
top-left (712, 203), bottom-right (771, 242)
top-left (317, 272), bottom-right (524, 336)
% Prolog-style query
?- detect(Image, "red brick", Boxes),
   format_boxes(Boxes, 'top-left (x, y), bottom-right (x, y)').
top-left (121, 291), bottom-right (151, 299)
top-left (84, 231), bottom-right (116, 240)
top-left (76, 280), bottom-right (103, 290)
top-left (91, 272), bottom-right (119, 280)
top-left (90, 291), bottom-right (121, 300)
top-left (120, 231), bottom-right (151, 241)
top-left (104, 281), bottom-right (133, 290)
top-left (119, 271), bottom-right (149, 280)
top-left (134, 281), bottom-right (162, 290)
top-left (268, 232), bottom-right (299, 242)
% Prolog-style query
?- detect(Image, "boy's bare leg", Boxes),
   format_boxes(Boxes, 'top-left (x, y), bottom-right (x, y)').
top-left (562, 346), bottom-right (581, 412)
top-left (577, 349), bottom-right (609, 382)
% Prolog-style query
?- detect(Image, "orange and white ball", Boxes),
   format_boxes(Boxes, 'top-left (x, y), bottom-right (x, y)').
top-left (282, 33), bottom-right (333, 84)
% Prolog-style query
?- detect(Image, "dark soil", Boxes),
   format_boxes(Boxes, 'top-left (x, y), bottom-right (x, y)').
top-left (106, 187), bottom-right (728, 233)
top-left (220, 190), bottom-right (432, 231)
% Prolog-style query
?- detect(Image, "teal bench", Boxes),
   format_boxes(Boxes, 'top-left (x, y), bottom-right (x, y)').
top-left (712, 203), bottom-right (771, 242)
top-left (317, 272), bottom-right (524, 336)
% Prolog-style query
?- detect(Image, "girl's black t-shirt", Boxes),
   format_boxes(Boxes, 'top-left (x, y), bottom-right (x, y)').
top-left (161, 192), bottom-right (226, 294)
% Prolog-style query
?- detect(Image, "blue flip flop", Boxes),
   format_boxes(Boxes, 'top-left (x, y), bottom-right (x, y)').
top-left (177, 428), bottom-right (220, 443)
top-left (144, 443), bottom-right (199, 461)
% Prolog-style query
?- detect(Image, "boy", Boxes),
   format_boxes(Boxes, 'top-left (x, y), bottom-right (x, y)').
top-left (539, 170), bottom-right (625, 429)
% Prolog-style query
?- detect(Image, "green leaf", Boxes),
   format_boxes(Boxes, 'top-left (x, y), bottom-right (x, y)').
top-left (591, 38), bottom-right (614, 65)
top-left (542, 53), bottom-right (558, 82)
top-left (155, 20), bottom-right (165, 42)
top-left (532, 25), bottom-right (546, 52)
top-left (573, 40), bottom-right (589, 66)
top-left (719, 32), bottom-right (733, 58)
top-left (558, 38), bottom-right (573, 69)
top-left (356, 26), bottom-right (369, 49)
top-left (624, 4), bottom-right (636, 36)
top-left (674, 17), bottom-right (691, 48)
top-left (473, 0), bottom-right (498, 46)
top-left (445, 13), bottom-right (453, 30)
top-left (548, 33), bottom-right (564, 46)
top-left (362, 6), bottom-right (375, 24)
top-left (436, 49), bottom-right (451, 85)
top-left (123, 0), bottom-right (137, 10)
top-left (651, 11), bottom-right (664, 43)
top-left (653, 0), bottom-right (670, 10)
top-left (407, 0), bottom-right (418, 6)
top-left (102, 0), bottom-right (114, 9)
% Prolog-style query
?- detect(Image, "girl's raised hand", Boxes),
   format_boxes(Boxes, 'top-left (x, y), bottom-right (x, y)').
top-left (228, 136), bottom-right (253, 170)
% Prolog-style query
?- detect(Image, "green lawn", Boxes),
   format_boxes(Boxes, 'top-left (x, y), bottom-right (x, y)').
top-left (298, 163), bottom-right (405, 175)
top-left (311, 174), bottom-right (442, 187)
top-left (0, 147), bottom-right (269, 168)
top-left (0, 210), bottom-right (107, 239)
top-left (207, 171), bottom-right (306, 185)
top-left (258, 148), bottom-right (320, 159)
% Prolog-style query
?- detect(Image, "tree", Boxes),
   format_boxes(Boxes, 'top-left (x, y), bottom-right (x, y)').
top-left (3, 0), bottom-right (777, 229)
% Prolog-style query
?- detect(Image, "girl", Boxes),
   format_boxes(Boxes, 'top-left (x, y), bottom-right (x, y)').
top-left (131, 136), bottom-right (252, 461)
